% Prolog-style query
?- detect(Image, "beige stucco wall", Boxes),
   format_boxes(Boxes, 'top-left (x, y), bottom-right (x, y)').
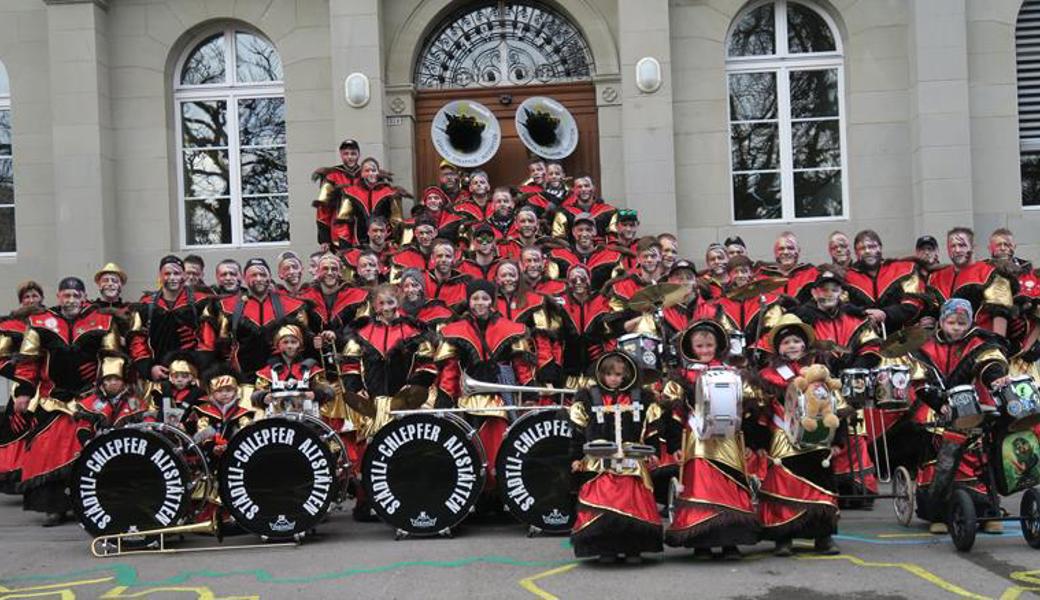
top-left (0, 0), bottom-right (1037, 305)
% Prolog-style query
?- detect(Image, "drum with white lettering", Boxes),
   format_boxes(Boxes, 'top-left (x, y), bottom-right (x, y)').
top-left (71, 424), bottom-right (201, 539)
top-left (362, 412), bottom-right (486, 536)
top-left (218, 415), bottom-right (344, 539)
top-left (495, 410), bottom-right (574, 533)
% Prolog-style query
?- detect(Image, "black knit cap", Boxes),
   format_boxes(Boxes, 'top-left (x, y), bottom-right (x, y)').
top-left (58, 276), bottom-right (86, 293)
top-left (466, 278), bottom-right (496, 299)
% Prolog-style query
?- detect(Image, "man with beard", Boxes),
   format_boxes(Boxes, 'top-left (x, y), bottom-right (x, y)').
top-left (199, 258), bottom-right (310, 386)
top-left (312, 139), bottom-right (362, 250)
top-left (459, 223), bottom-right (501, 281)
top-left (128, 255), bottom-right (212, 383)
top-left (541, 162), bottom-right (570, 206)
top-left (520, 245), bottom-right (566, 297)
top-left (700, 243), bottom-right (729, 299)
top-left (275, 251), bottom-right (306, 297)
top-left (927, 227), bottom-right (1014, 336)
top-left (12, 277), bottom-right (121, 525)
top-left (343, 216), bottom-right (395, 281)
top-left (455, 170), bottom-right (494, 223)
top-left (437, 160), bottom-right (464, 204)
top-left (757, 231), bottom-right (818, 303)
top-left (390, 214), bottom-right (440, 283)
top-left (426, 239), bottom-right (471, 314)
top-left (915, 235), bottom-right (940, 269)
top-left (828, 231), bottom-right (853, 268)
top-left (843, 230), bottom-right (926, 331)
top-left (298, 253), bottom-right (369, 352)
top-left (547, 213), bottom-right (625, 291)
top-left (485, 187), bottom-right (516, 239)
top-left (498, 206), bottom-right (542, 260)
top-left (552, 176), bottom-right (617, 241)
top-left (211, 259), bottom-right (244, 296)
top-left (398, 268), bottom-right (454, 329)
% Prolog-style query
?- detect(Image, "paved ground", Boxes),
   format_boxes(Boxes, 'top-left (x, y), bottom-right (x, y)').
top-left (1, 492), bottom-right (1039, 599)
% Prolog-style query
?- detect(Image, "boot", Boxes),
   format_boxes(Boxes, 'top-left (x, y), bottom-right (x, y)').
top-left (814, 535), bottom-right (841, 555)
top-left (773, 538), bottom-right (793, 557)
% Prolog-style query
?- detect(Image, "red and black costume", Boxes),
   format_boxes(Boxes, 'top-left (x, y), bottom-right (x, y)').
top-left (334, 178), bottom-right (406, 248)
top-left (426, 271), bottom-right (471, 314)
top-left (844, 259), bottom-right (926, 330)
top-left (552, 196), bottom-right (617, 241)
top-left (312, 163), bottom-right (361, 249)
top-left (0, 308), bottom-right (42, 492)
top-left (127, 287), bottom-right (211, 380)
top-left (756, 263), bottom-right (819, 303)
top-left (548, 245), bottom-right (624, 292)
top-left (458, 255), bottom-right (501, 282)
top-left (496, 289), bottom-right (564, 393)
top-left (559, 291), bottom-right (614, 387)
top-left (298, 283), bottom-right (369, 346)
top-left (927, 262), bottom-right (1016, 333)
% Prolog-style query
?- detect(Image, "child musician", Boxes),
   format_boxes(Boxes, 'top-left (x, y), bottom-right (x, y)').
top-left (754, 315), bottom-right (843, 556)
top-left (252, 324), bottom-right (334, 414)
top-left (75, 352), bottom-right (153, 441)
top-left (148, 352), bottom-right (205, 431)
top-left (192, 367), bottom-right (254, 464)
top-left (569, 352), bottom-right (663, 560)
top-left (662, 320), bottom-right (759, 560)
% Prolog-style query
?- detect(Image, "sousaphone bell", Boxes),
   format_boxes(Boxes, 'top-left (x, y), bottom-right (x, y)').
top-left (515, 96), bottom-right (579, 160)
top-left (431, 100), bottom-right (501, 168)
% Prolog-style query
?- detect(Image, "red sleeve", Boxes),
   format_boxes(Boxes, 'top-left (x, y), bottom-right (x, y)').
top-left (437, 356), bottom-right (462, 403)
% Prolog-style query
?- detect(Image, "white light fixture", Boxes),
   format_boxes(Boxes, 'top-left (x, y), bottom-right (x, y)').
top-left (344, 72), bottom-right (370, 107)
top-left (635, 57), bottom-right (662, 94)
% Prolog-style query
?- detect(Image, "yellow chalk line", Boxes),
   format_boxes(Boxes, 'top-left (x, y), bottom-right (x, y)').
top-left (518, 563), bottom-right (579, 600)
top-left (798, 554), bottom-right (990, 599)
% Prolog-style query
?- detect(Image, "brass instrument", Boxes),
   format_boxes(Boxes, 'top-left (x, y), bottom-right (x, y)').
top-left (390, 373), bottom-right (577, 416)
top-left (89, 514), bottom-right (299, 557)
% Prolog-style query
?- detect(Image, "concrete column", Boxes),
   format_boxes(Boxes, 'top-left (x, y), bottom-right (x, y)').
top-left (908, 0), bottom-right (975, 239)
top-left (328, 0), bottom-right (388, 162)
top-left (45, 0), bottom-right (115, 276)
top-left (616, 0), bottom-right (677, 234)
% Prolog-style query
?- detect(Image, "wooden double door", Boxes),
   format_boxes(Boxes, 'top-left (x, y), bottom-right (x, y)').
top-left (414, 82), bottom-right (600, 192)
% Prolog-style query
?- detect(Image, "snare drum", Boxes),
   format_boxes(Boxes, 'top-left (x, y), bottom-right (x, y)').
top-left (618, 333), bottom-right (661, 373)
top-left (945, 385), bottom-right (984, 430)
top-left (692, 368), bottom-right (743, 439)
top-left (784, 391), bottom-right (838, 449)
top-left (840, 368), bottom-right (873, 407)
top-left (728, 331), bottom-right (746, 358)
top-left (218, 414), bottom-right (348, 539)
top-left (71, 423), bottom-right (206, 539)
top-left (362, 412), bottom-right (486, 536)
top-left (265, 391), bottom-right (319, 418)
top-left (999, 375), bottom-right (1040, 432)
top-left (495, 410), bottom-right (574, 533)
top-left (873, 365), bottom-right (911, 409)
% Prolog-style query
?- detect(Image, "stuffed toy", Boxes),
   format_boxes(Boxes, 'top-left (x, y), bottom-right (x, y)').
top-left (792, 364), bottom-right (840, 432)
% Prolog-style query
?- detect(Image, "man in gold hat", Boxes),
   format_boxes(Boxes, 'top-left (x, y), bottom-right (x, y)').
top-left (93, 262), bottom-right (128, 313)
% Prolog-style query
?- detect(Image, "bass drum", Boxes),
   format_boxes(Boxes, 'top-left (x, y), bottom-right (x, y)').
top-left (218, 414), bottom-right (346, 539)
top-left (71, 423), bottom-right (204, 538)
top-left (363, 412), bottom-right (486, 537)
top-left (495, 409), bottom-right (574, 534)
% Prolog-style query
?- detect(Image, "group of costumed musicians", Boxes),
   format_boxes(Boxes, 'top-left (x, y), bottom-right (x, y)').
top-left (1, 137), bottom-right (1039, 562)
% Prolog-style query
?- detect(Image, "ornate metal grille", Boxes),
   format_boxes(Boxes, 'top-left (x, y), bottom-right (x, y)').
top-left (416, 1), bottom-right (594, 89)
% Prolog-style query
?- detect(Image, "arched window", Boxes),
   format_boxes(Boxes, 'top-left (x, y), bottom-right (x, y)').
top-left (725, 0), bottom-right (846, 223)
top-left (174, 26), bottom-right (287, 247)
top-left (415, 1), bottom-right (594, 89)
top-left (0, 60), bottom-right (14, 253)
top-left (1017, 1), bottom-right (1040, 206)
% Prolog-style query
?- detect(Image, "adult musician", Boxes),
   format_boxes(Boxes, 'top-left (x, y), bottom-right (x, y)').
top-left (927, 227), bottom-right (1014, 336)
top-left (844, 230), bottom-right (926, 331)
top-left (312, 139), bottom-right (362, 250)
top-left (757, 231), bottom-right (818, 303)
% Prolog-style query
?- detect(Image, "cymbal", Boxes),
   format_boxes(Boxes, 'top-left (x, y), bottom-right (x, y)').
top-left (390, 384), bottom-right (429, 411)
top-left (726, 277), bottom-right (787, 302)
top-left (625, 283), bottom-right (688, 312)
top-left (343, 389), bottom-right (377, 418)
top-left (879, 326), bottom-right (929, 358)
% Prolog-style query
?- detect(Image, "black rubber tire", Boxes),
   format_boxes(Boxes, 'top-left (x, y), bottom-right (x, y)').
top-left (948, 487), bottom-right (977, 553)
top-left (1021, 488), bottom-right (1040, 549)
top-left (893, 466), bottom-right (914, 527)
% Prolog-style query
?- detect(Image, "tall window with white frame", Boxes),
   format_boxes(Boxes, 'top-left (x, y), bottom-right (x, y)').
top-left (725, 0), bottom-right (846, 223)
top-left (174, 26), bottom-right (287, 247)
top-left (0, 60), bottom-right (15, 253)
top-left (1017, 0), bottom-right (1040, 206)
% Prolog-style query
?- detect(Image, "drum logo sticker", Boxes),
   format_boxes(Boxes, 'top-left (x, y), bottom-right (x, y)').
top-left (78, 436), bottom-right (184, 530)
top-left (269, 515), bottom-right (297, 532)
top-left (410, 511), bottom-right (437, 529)
top-left (542, 509), bottom-right (569, 526)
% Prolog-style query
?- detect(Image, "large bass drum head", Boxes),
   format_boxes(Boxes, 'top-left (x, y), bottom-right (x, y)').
top-left (363, 413), bottom-right (485, 535)
top-left (495, 410), bottom-right (574, 532)
top-left (72, 427), bottom-right (192, 538)
top-left (218, 418), bottom-right (337, 538)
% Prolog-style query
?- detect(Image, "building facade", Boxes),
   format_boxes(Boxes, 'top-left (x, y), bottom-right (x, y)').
top-left (0, 0), bottom-right (1035, 296)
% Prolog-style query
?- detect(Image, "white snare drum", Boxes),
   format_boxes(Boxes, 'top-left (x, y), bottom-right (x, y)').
top-left (945, 385), bottom-right (983, 430)
top-left (618, 333), bottom-right (662, 372)
top-left (999, 375), bottom-right (1040, 432)
top-left (265, 391), bottom-right (318, 417)
top-left (728, 331), bottom-right (746, 357)
top-left (784, 390), bottom-right (838, 449)
top-left (873, 365), bottom-right (911, 409)
top-left (840, 368), bottom-right (873, 407)
top-left (691, 368), bottom-right (743, 439)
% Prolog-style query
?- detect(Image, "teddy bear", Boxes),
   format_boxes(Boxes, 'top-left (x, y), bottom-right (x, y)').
top-left (792, 363), bottom-right (841, 432)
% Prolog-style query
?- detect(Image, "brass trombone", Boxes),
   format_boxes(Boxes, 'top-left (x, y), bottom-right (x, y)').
top-left (390, 373), bottom-right (577, 416)
top-left (90, 514), bottom-right (299, 557)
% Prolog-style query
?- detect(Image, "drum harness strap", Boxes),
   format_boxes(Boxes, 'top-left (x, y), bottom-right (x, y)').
top-left (146, 287), bottom-right (199, 347)
top-left (231, 292), bottom-right (285, 339)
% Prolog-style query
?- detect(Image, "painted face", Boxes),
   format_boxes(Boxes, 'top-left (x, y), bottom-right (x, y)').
top-left (469, 174), bottom-right (490, 197)
top-left (812, 281), bottom-right (842, 310)
top-left (496, 264), bottom-right (520, 294)
top-left (774, 236), bottom-right (799, 267)
top-left (424, 191), bottom-right (444, 212)
top-left (492, 191), bottom-right (514, 217)
top-left (726, 244), bottom-right (747, 259)
top-left (916, 246), bottom-right (939, 265)
top-left (778, 334), bottom-right (806, 361)
top-left (618, 220), bottom-right (639, 242)
top-left (638, 248), bottom-right (661, 276)
top-left (439, 169), bottom-right (459, 190)
top-left (516, 211), bottom-right (538, 238)
top-left (989, 234), bottom-right (1015, 261)
top-left (169, 371), bottom-right (193, 390)
top-left (160, 264), bottom-right (185, 293)
top-left (730, 265), bottom-right (753, 288)
top-left (573, 222), bottom-right (596, 248)
top-left (57, 289), bottom-right (85, 318)
top-left (855, 237), bottom-right (882, 267)
top-left (521, 250), bottom-right (545, 281)
top-left (245, 267), bottom-right (271, 296)
top-left (339, 147), bottom-right (359, 167)
top-left (402, 278), bottom-right (424, 302)
top-left (659, 239), bottom-right (678, 270)
top-left (319, 260), bottom-right (341, 288)
top-left (941, 312), bottom-right (971, 341)
top-left (278, 335), bottom-right (302, 359)
top-left (376, 292), bottom-right (399, 321)
top-left (433, 244), bottom-right (454, 275)
top-left (184, 263), bottom-right (202, 288)
top-left (475, 232), bottom-right (496, 256)
top-left (362, 161), bottom-right (380, 184)
top-left (101, 375), bottom-right (125, 396)
top-left (415, 225), bottom-right (437, 249)
top-left (216, 264), bottom-right (240, 292)
top-left (368, 221), bottom-right (388, 245)
top-left (528, 162), bottom-right (546, 184)
top-left (706, 248), bottom-right (728, 276)
top-left (278, 259), bottom-right (302, 289)
top-left (19, 288), bottom-right (43, 308)
top-left (947, 233), bottom-right (973, 267)
top-left (468, 290), bottom-right (493, 318)
top-left (546, 164), bottom-right (564, 185)
top-left (357, 256), bottom-right (380, 282)
top-left (574, 178), bottom-right (594, 202)
top-left (96, 273), bottom-right (122, 301)
top-left (690, 332), bottom-right (718, 362)
top-left (568, 269), bottom-right (590, 295)
top-left (828, 234), bottom-right (851, 265)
